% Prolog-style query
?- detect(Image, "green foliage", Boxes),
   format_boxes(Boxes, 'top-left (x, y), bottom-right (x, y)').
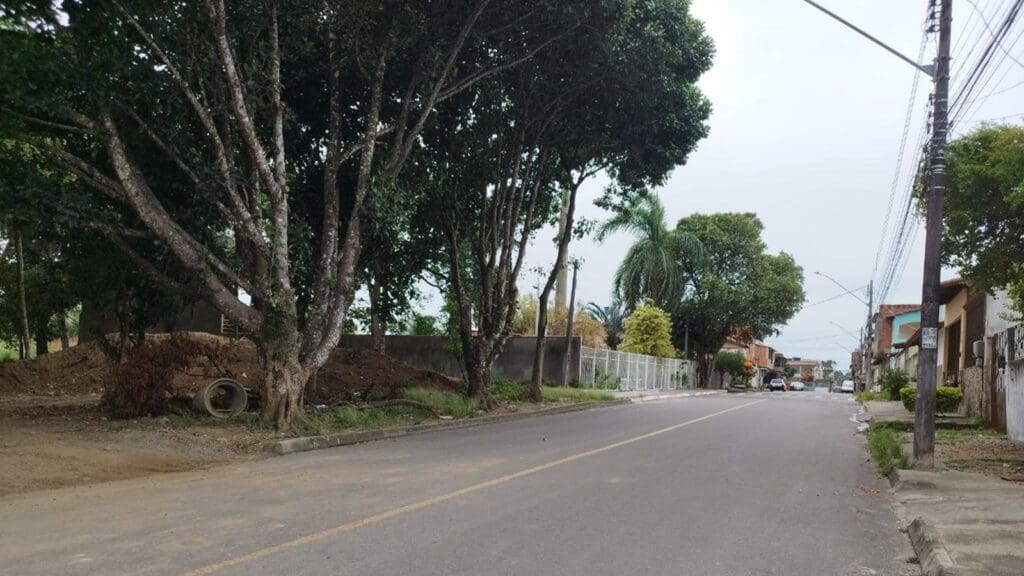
top-left (714, 351), bottom-right (746, 380)
top-left (880, 369), bottom-right (910, 400)
top-left (542, 386), bottom-right (615, 403)
top-left (900, 386), bottom-right (965, 414)
top-left (941, 124), bottom-right (1024, 318)
top-left (491, 376), bottom-right (530, 402)
top-left (402, 387), bottom-right (478, 418)
top-left (597, 195), bottom-right (703, 310)
top-left (856, 390), bottom-right (891, 403)
top-left (302, 406), bottom-right (431, 437)
top-left (585, 301), bottom-right (626, 349)
top-left (867, 421), bottom-right (909, 476)
top-left (670, 213), bottom-right (805, 384)
top-left (619, 301), bottom-right (676, 357)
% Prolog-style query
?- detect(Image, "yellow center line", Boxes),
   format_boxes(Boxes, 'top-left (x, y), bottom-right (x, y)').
top-left (182, 399), bottom-right (764, 576)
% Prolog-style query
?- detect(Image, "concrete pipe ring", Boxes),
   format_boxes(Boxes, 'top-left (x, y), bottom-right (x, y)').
top-left (193, 378), bottom-right (248, 418)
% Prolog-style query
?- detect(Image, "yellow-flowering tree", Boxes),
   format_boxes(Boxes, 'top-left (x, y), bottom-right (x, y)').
top-left (620, 302), bottom-right (675, 357)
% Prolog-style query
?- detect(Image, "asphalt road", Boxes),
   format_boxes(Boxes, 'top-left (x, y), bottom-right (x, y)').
top-left (0, 391), bottom-right (920, 576)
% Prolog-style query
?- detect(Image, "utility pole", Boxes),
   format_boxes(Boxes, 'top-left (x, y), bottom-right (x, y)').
top-left (562, 259), bottom-right (580, 387)
top-left (864, 281), bottom-right (874, 392)
top-left (915, 0), bottom-right (952, 470)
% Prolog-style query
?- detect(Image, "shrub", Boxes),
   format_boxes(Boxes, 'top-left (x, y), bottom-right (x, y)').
top-left (102, 335), bottom-right (210, 419)
top-left (714, 351), bottom-right (747, 385)
top-left (491, 376), bottom-right (529, 401)
top-left (619, 301), bottom-right (676, 357)
top-left (880, 369), bottom-right (910, 399)
top-left (900, 386), bottom-right (964, 414)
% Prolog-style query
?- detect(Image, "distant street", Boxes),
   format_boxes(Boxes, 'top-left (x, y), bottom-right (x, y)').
top-left (0, 393), bottom-right (919, 576)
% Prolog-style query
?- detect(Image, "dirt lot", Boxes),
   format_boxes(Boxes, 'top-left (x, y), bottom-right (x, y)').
top-left (0, 394), bottom-right (271, 497)
top-left (0, 334), bottom-right (460, 498)
top-left (936, 429), bottom-right (1024, 483)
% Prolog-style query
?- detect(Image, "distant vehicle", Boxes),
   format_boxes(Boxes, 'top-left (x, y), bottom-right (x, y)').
top-left (840, 380), bottom-right (855, 393)
top-left (768, 378), bottom-right (787, 391)
top-left (790, 381), bottom-right (806, 391)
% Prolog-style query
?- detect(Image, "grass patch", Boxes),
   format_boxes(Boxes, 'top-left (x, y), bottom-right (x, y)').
top-left (541, 386), bottom-right (615, 403)
top-left (301, 405), bottom-right (432, 436)
top-left (403, 387), bottom-right (478, 418)
top-left (855, 390), bottom-right (891, 403)
top-left (867, 420), bottom-right (910, 476)
top-left (935, 426), bottom-right (1005, 445)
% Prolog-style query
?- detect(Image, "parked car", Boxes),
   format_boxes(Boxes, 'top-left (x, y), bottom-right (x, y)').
top-left (840, 380), bottom-right (855, 393)
top-left (790, 381), bottom-right (806, 391)
top-left (768, 378), bottom-right (787, 391)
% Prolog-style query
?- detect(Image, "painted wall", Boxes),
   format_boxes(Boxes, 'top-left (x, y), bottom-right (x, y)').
top-left (890, 310), bottom-right (921, 351)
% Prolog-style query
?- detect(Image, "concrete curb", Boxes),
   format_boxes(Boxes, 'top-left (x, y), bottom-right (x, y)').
top-left (271, 400), bottom-right (630, 455)
top-left (627, 390), bottom-right (726, 403)
top-left (908, 517), bottom-right (961, 576)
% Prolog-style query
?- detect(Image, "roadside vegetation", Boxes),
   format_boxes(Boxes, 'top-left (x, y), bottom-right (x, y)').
top-left (866, 420), bottom-right (911, 476)
top-left (855, 390), bottom-right (891, 403)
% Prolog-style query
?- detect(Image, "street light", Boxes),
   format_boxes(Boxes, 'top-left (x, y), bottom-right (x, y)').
top-left (814, 271), bottom-right (868, 306)
top-left (814, 271), bottom-right (875, 392)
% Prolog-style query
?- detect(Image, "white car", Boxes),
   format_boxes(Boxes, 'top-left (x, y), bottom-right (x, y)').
top-left (767, 378), bottom-right (787, 391)
top-left (790, 381), bottom-right (806, 391)
top-left (840, 380), bottom-right (855, 393)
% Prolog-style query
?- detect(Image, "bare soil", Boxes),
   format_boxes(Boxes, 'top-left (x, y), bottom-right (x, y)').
top-left (937, 435), bottom-right (1024, 484)
top-left (0, 334), bottom-right (459, 497)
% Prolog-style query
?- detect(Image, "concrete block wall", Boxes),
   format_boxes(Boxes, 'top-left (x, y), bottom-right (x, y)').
top-left (337, 335), bottom-right (582, 385)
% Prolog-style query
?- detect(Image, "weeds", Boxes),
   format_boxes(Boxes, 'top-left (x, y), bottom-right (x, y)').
top-left (935, 427), bottom-right (1005, 444)
top-left (402, 387), bottom-right (478, 417)
top-left (541, 386), bottom-right (615, 403)
top-left (491, 376), bottom-right (529, 402)
top-left (867, 420), bottom-right (910, 476)
top-left (855, 390), bottom-right (891, 403)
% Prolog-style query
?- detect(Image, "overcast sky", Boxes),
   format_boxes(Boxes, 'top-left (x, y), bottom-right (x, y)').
top-left (506, 0), bottom-right (1024, 369)
top-left (404, 1), bottom-right (1022, 367)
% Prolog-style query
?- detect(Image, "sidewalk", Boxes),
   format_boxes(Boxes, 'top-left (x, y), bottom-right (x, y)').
top-left (892, 469), bottom-right (1024, 576)
top-left (613, 389), bottom-right (725, 402)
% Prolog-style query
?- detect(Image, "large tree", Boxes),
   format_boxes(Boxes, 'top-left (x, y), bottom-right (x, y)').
top-left (941, 124), bottom-right (1024, 317)
top-left (0, 0), bottom-right (598, 427)
top-left (670, 213), bottom-right (804, 387)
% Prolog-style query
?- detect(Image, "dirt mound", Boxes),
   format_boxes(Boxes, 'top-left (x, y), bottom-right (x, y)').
top-left (307, 347), bottom-right (460, 405)
top-left (0, 343), bottom-right (111, 397)
top-left (0, 333), bottom-right (458, 406)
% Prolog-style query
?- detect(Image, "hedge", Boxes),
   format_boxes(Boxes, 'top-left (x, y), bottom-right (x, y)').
top-left (900, 386), bottom-right (963, 414)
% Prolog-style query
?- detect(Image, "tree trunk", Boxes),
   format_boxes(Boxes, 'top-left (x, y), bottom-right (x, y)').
top-left (697, 354), bottom-right (712, 388)
top-left (553, 193), bottom-right (570, 309)
top-left (15, 228), bottom-right (32, 360)
top-left (529, 300), bottom-right (550, 402)
top-left (368, 259), bottom-right (385, 354)
top-left (465, 344), bottom-right (496, 410)
top-left (59, 313), bottom-right (70, 350)
top-left (34, 322), bottom-right (48, 356)
top-left (260, 344), bottom-right (307, 430)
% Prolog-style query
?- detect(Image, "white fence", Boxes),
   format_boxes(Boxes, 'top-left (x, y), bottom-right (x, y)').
top-left (995, 325), bottom-right (1024, 443)
top-left (578, 347), bottom-right (695, 391)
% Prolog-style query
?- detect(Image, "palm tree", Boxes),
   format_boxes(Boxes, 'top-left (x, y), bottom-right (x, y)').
top-left (585, 301), bottom-right (625, 349)
top-left (596, 194), bottom-right (701, 311)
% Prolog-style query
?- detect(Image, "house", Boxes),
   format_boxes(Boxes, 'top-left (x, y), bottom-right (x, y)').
top-left (787, 358), bottom-right (824, 382)
top-left (717, 340), bottom-right (779, 388)
top-left (869, 304), bottom-right (921, 388)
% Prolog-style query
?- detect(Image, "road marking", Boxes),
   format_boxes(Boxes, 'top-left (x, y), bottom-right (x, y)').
top-left (182, 399), bottom-right (764, 576)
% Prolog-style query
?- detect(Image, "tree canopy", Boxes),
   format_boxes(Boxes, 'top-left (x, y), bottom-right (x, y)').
top-left (941, 124), bottom-right (1024, 316)
top-left (670, 213), bottom-right (804, 386)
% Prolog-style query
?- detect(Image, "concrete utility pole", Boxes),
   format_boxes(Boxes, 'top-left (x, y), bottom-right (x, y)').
top-left (561, 259), bottom-right (580, 387)
top-left (864, 281), bottom-right (874, 392)
top-left (915, 0), bottom-right (953, 470)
